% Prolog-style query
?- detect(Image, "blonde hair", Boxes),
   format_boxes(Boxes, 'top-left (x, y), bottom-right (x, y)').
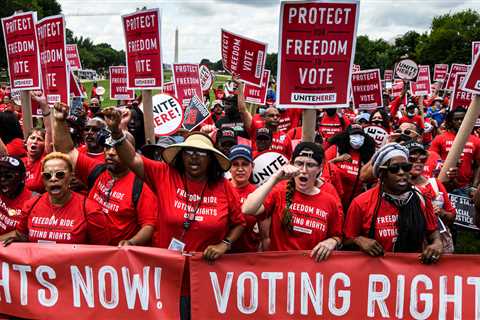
top-left (42, 152), bottom-right (74, 172)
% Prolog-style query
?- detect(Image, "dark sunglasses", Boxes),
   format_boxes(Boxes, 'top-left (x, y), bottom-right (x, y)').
top-left (41, 171), bottom-right (67, 180)
top-left (371, 120), bottom-right (383, 125)
top-left (380, 162), bottom-right (413, 174)
top-left (409, 155), bottom-right (428, 163)
top-left (85, 126), bottom-right (101, 133)
top-left (394, 129), bottom-right (418, 136)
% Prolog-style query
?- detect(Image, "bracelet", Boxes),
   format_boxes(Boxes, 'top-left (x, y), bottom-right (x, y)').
top-left (222, 238), bottom-right (232, 250)
top-left (110, 133), bottom-right (126, 147)
top-left (42, 110), bottom-right (51, 117)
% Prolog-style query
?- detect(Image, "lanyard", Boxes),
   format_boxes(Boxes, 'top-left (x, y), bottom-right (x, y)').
top-left (180, 177), bottom-right (208, 240)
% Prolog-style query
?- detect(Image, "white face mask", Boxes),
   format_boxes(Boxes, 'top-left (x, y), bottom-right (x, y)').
top-left (349, 134), bottom-right (365, 149)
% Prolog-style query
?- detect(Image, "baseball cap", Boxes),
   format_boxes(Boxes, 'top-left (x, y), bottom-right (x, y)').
top-left (229, 145), bottom-right (253, 162)
top-left (0, 156), bottom-right (25, 175)
top-left (217, 128), bottom-right (237, 144)
top-left (256, 127), bottom-right (272, 139)
top-left (404, 141), bottom-right (426, 154)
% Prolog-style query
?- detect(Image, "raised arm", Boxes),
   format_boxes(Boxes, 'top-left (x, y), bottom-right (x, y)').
top-left (233, 76), bottom-right (253, 133)
top-left (52, 103), bottom-right (79, 164)
top-left (103, 107), bottom-right (145, 179)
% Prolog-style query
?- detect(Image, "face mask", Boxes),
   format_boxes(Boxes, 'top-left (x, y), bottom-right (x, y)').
top-left (349, 134), bottom-right (365, 149)
top-left (407, 112), bottom-right (415, 117)
top-left (325, 109), bottom-right (337, 117)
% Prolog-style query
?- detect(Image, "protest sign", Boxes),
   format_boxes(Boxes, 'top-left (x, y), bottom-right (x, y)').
top-left (172, 63), bottom-right (202, 107)
top-left (433, 64), bottom-right (449, 82)
top-left (0, 244), bottom-right (184, 320)
top-left (472, 41), bottom-right (480, 64)
top-left (122, 8), bottom-right (163, 89)
top-left (409, 65), bottom-right (431, 96)
top-left (445, 63), bottom-right (469, 90)
top-left (199, 64), bottom-right (213, 92)
top-left (450, 72), bottom-right (471, 110)
top-left (109, 66), bottom-right (135, 100)
top-left (461, 52), bottom-right (480, 95)
top-left (395, 59), bottom-right (418, 80)
top-left (252, 152), bottom-right (288, 186)
top-left (36, 15), bottom-right (69, 105)
top-left (65, 44), bottom-right (82, 70)
top-left (149, 93), bottom-right (183, 136)
top-left (364, 125), bottom-right (388, 150)
top-left (277, 0), bottom-right (360, 109)
top-left (1, 11), bottom-right (41, 90)
top-left (69, 67), bottom-right (84, 98)
top-left (190, 251), bottom-right (480, 319)
top-left (391, 79), bottom-right (407, 106)
top-left (352, 64), bottom-right (360, 72)
top-left (163, 81), bottom-right (176, 97)
top-left (221, 29), bottom-right (267, 86)
top-left (384, 69), bottom-right (393, 81)
top-left (244, 69), bottom-right (270, 105)
top-left (449, 193), bottom-right (479, 230)
top-left (351, 69), bottom-right (382, 110)
top-left (182, 95), bottom-right (211, 131)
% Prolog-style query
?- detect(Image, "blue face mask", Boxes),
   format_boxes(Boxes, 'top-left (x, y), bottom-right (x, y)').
top-left (349, 134), bottom-right (365, 149)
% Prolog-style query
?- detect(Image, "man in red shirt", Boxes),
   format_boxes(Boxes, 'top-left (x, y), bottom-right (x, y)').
top-left (53, 103), bottom-right (158, 246)
top-left (78, 117), bottom-right (108, 162)
top-left (317, 108), bottom-right (350, 146)
top-left (398, 102), bottom-right (424, 130)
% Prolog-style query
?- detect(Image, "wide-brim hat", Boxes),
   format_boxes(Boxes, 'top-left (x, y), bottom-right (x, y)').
top-left (162, 133), bottom-right (231, 171)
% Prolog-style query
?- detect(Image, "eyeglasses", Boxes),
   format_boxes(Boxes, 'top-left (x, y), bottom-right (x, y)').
top-left (394, 129), bottom-right (418, 136)
top-left (409, 155), bottom-right (428, 163)
top-left (293, 160), bottom-right (319, 170)
top-left (41, 171), bottom-right (67, 180)
top-left (380, 162), bottom-right (413, 174)
top-left (183, 149), bottom-right (208, 157)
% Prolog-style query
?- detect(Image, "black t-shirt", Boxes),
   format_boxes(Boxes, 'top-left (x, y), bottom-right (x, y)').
top-left (215, 115), bottom-right (248, 138)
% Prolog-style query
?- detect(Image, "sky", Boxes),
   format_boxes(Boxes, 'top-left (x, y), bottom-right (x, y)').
top-left (59, 0), bottom-right (480, 64)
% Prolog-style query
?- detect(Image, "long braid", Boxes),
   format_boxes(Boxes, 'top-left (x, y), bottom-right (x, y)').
top-left (282, 178), bottom-right (296, 232)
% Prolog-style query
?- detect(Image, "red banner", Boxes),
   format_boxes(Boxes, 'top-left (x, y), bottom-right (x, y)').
top-left (352, 64), bottom-right (360, 72)
top-left (446, 64), bottom-right (469, 90)
top-left (433, 64), bottom-right (448, 82)
top-left (244, 69), bottom-right (270, 105)
top-left (190, 251), bottom-right (480, 319)
top-left (36, 15), bottom-right (69, 105)
top-left (462, 52), bottom-right (480, 95)
top-left (409, 65), bottom-right (431, 96)
top-left (384, 70), bottom-right (393, 81)
top-left (451, 72), bottom-right (472, 110)
top-left (472, 41), bottom-right (480, 64)
top-left (1, 12), bottom-right (41, 90)
top-left (109, 66), bottom-right (135, 100)
top-left (221, 29), bottom-right (267, 86)
top-left (66, 44), bottom-right (82, 70)
top-left (172, 63), bottom-right (203, 107)
top-left (351, 69), bottom-right (382, 110)
top-left (122, 9), bottom-right (162, 89)
top-left (69, 67), bottom-right (84, 98)
top-left (277, 0), bottom-right (360, 109)
top-left (0, 244), bottom-right (184, 320)
top-left (392, 79), bottom-right (407, 106)
top-left (163, 81), bottom-right (176, 97)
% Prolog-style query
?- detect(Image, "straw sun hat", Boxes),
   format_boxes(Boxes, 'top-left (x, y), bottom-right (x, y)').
top-left (162, 132), bottom-right (231, 171)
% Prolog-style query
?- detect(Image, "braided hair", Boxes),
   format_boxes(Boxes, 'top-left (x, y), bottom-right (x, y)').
top-left (281, 178), bottom-right (296, 232)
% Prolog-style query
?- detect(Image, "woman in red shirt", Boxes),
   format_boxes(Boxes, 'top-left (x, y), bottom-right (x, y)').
top-left (243, 142), bottom-right (343, 261)
top-left (344, 143), bottom-right (443, 263)
top-left (0, 152), bottom-right (109, 245)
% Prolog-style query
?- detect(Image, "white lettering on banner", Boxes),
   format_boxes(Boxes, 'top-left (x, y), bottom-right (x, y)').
top-left (299, 67), bottom-right (333, 85)
top-left (40, 49), bottom-right (64, 64)
top-left (7, 41), bottom-right (34, 54)
top-left (252, 153), bottom-right (289, 186)
top-left (286, 39), bottom-right (347, 56)
top-left (125, 14), bottom-right (157, 31)
top-left (127, 38), bottom-right (158, 52)
top-left (36, 21), bottom-right (62, 40)
top-left (4, 17), bottom-right (33, 34)
top-left (291, 92), bottom-right (336, 103)
top-left (287, 7), bottom-right (352, 25)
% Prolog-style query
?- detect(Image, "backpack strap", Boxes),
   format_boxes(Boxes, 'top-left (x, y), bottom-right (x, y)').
top-left (27, 194), bottom-right (43, 216)
top-left (131, 176), bottom-right (144, 208)
top-left (87, 164), bottom-right (107, 190)
top-left (427, 177), bottom-right (440, 196)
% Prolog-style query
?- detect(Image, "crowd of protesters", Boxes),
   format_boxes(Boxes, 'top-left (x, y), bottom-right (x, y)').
top-left (0, 77), bottom-right (479, 318)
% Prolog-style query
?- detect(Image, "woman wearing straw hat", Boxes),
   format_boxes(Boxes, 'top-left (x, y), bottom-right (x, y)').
top-left (103, 107), bottom-right (245, 319)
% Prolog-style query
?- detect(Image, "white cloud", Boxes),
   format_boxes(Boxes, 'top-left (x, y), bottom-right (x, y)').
top-left (58, 0), bottom-right (480, 65)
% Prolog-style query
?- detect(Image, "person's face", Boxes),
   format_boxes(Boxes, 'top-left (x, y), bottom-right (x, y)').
top-left (292, 156), bottom-right (321, 193)
top-left (217, 140), bottom-right (235, 156)
top-left (84, 119), bottom-right (103, 149)
top-left (0, 166), bottom-right (22, 197)
top-left (409, 151), bottom-right (428, 178)
top-left (452, 111), bottom-right (466, 131)
top-left (370, 112), bottom-right (384, 127)
top-left (256, 136), bottom-right (272, 152)
top-left (381, 156), bottom-right (412, 194)
top-left (3, 96), bottom-right (10, 104)
top-left (264, 108), bottom-right (280, 127)
top-left (434, 101), bottom-right (442, 109)
top-left (104, 146), bottom-right (127, 173)
top-left (213, 105), bottom-right (223, 115)
top-left (26, 131), bottom-right (45, 159)
top-left (42, 159), bottom-right (72, 200)
top-left (230, 158), bottom-right (253, 186)
top-left (395, 123), bottom-right (420, 142)
top-left (182, 148), bottom-right (211, 180)
top-left (89, 102), bottom-right (100, 114)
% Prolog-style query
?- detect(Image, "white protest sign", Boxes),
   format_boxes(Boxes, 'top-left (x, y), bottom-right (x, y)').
top-left (148, 93), bottom-right (183, 136)
top-left (252, 152), bottom-right (288, 186)
top-left (199, 65), bottom-right (213, 92)
top-left (364, 125), bottom-right (388, 150)
top-left (395, 59), bottom-right (419, 80)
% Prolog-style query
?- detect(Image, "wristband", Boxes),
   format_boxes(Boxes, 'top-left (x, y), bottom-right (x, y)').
top-left (110, 133), bottom-right (126, 147)
top-left (42, 110), bottom-right (51, 117)
top-left (222, 238), bottom-right (232, 250)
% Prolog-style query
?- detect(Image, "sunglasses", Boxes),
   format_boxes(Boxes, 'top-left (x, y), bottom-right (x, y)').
top-left (409, 155), bottom-right (428, 163)
top-left (371, 120), bottom-right (383, 124)
top-left (85, 126), bottom-right (101, 133)
top-left (394, 129), bottom-right (418, 136)
top-left (380, 162), bottom-right (413, 174)
top-left (41, 171), bottom-right (67, 180)
top-left (183, 149), bottom-right (208, 157)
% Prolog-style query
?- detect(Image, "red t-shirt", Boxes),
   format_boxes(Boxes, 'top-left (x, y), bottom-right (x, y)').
top-left (6, 138), bottom-right (26, 157)
top-left (78, 145), bottom-right (105, 162)
top-left (423, 151), bottom-right (441, 178)
top-left (317, 114), bottom-right (350, 144)
top-left (252, 130), bottom-right (292, 159)
top-left (325, 145), bottom-right (362, 204)
top-left (142, 158), bottom-right (246, 251)
top-left (0, 188), bottom-right (32, 235)
top-left (398, 115), bottom-right (425, 129)
top-left (22, 155), bottom-right (45, 194)
top-left (417, 179), bottom-right (456, 218)
top-left (17, 192), bottom-right (109, 244)
top-left (321, 161), bottom-right (344, 197)
top-left (76, 153), bottom-right (158, 245)
top-left (344, 185), bottom-right (438, 252)
top-left (430, 131), bottom-right (480, 187)
top-left (278, 109), bottom-right (302, 132)
top-left (230, 182), bottom-right (259, 253)
top-left (262, 181), bottom-right (343, 251)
